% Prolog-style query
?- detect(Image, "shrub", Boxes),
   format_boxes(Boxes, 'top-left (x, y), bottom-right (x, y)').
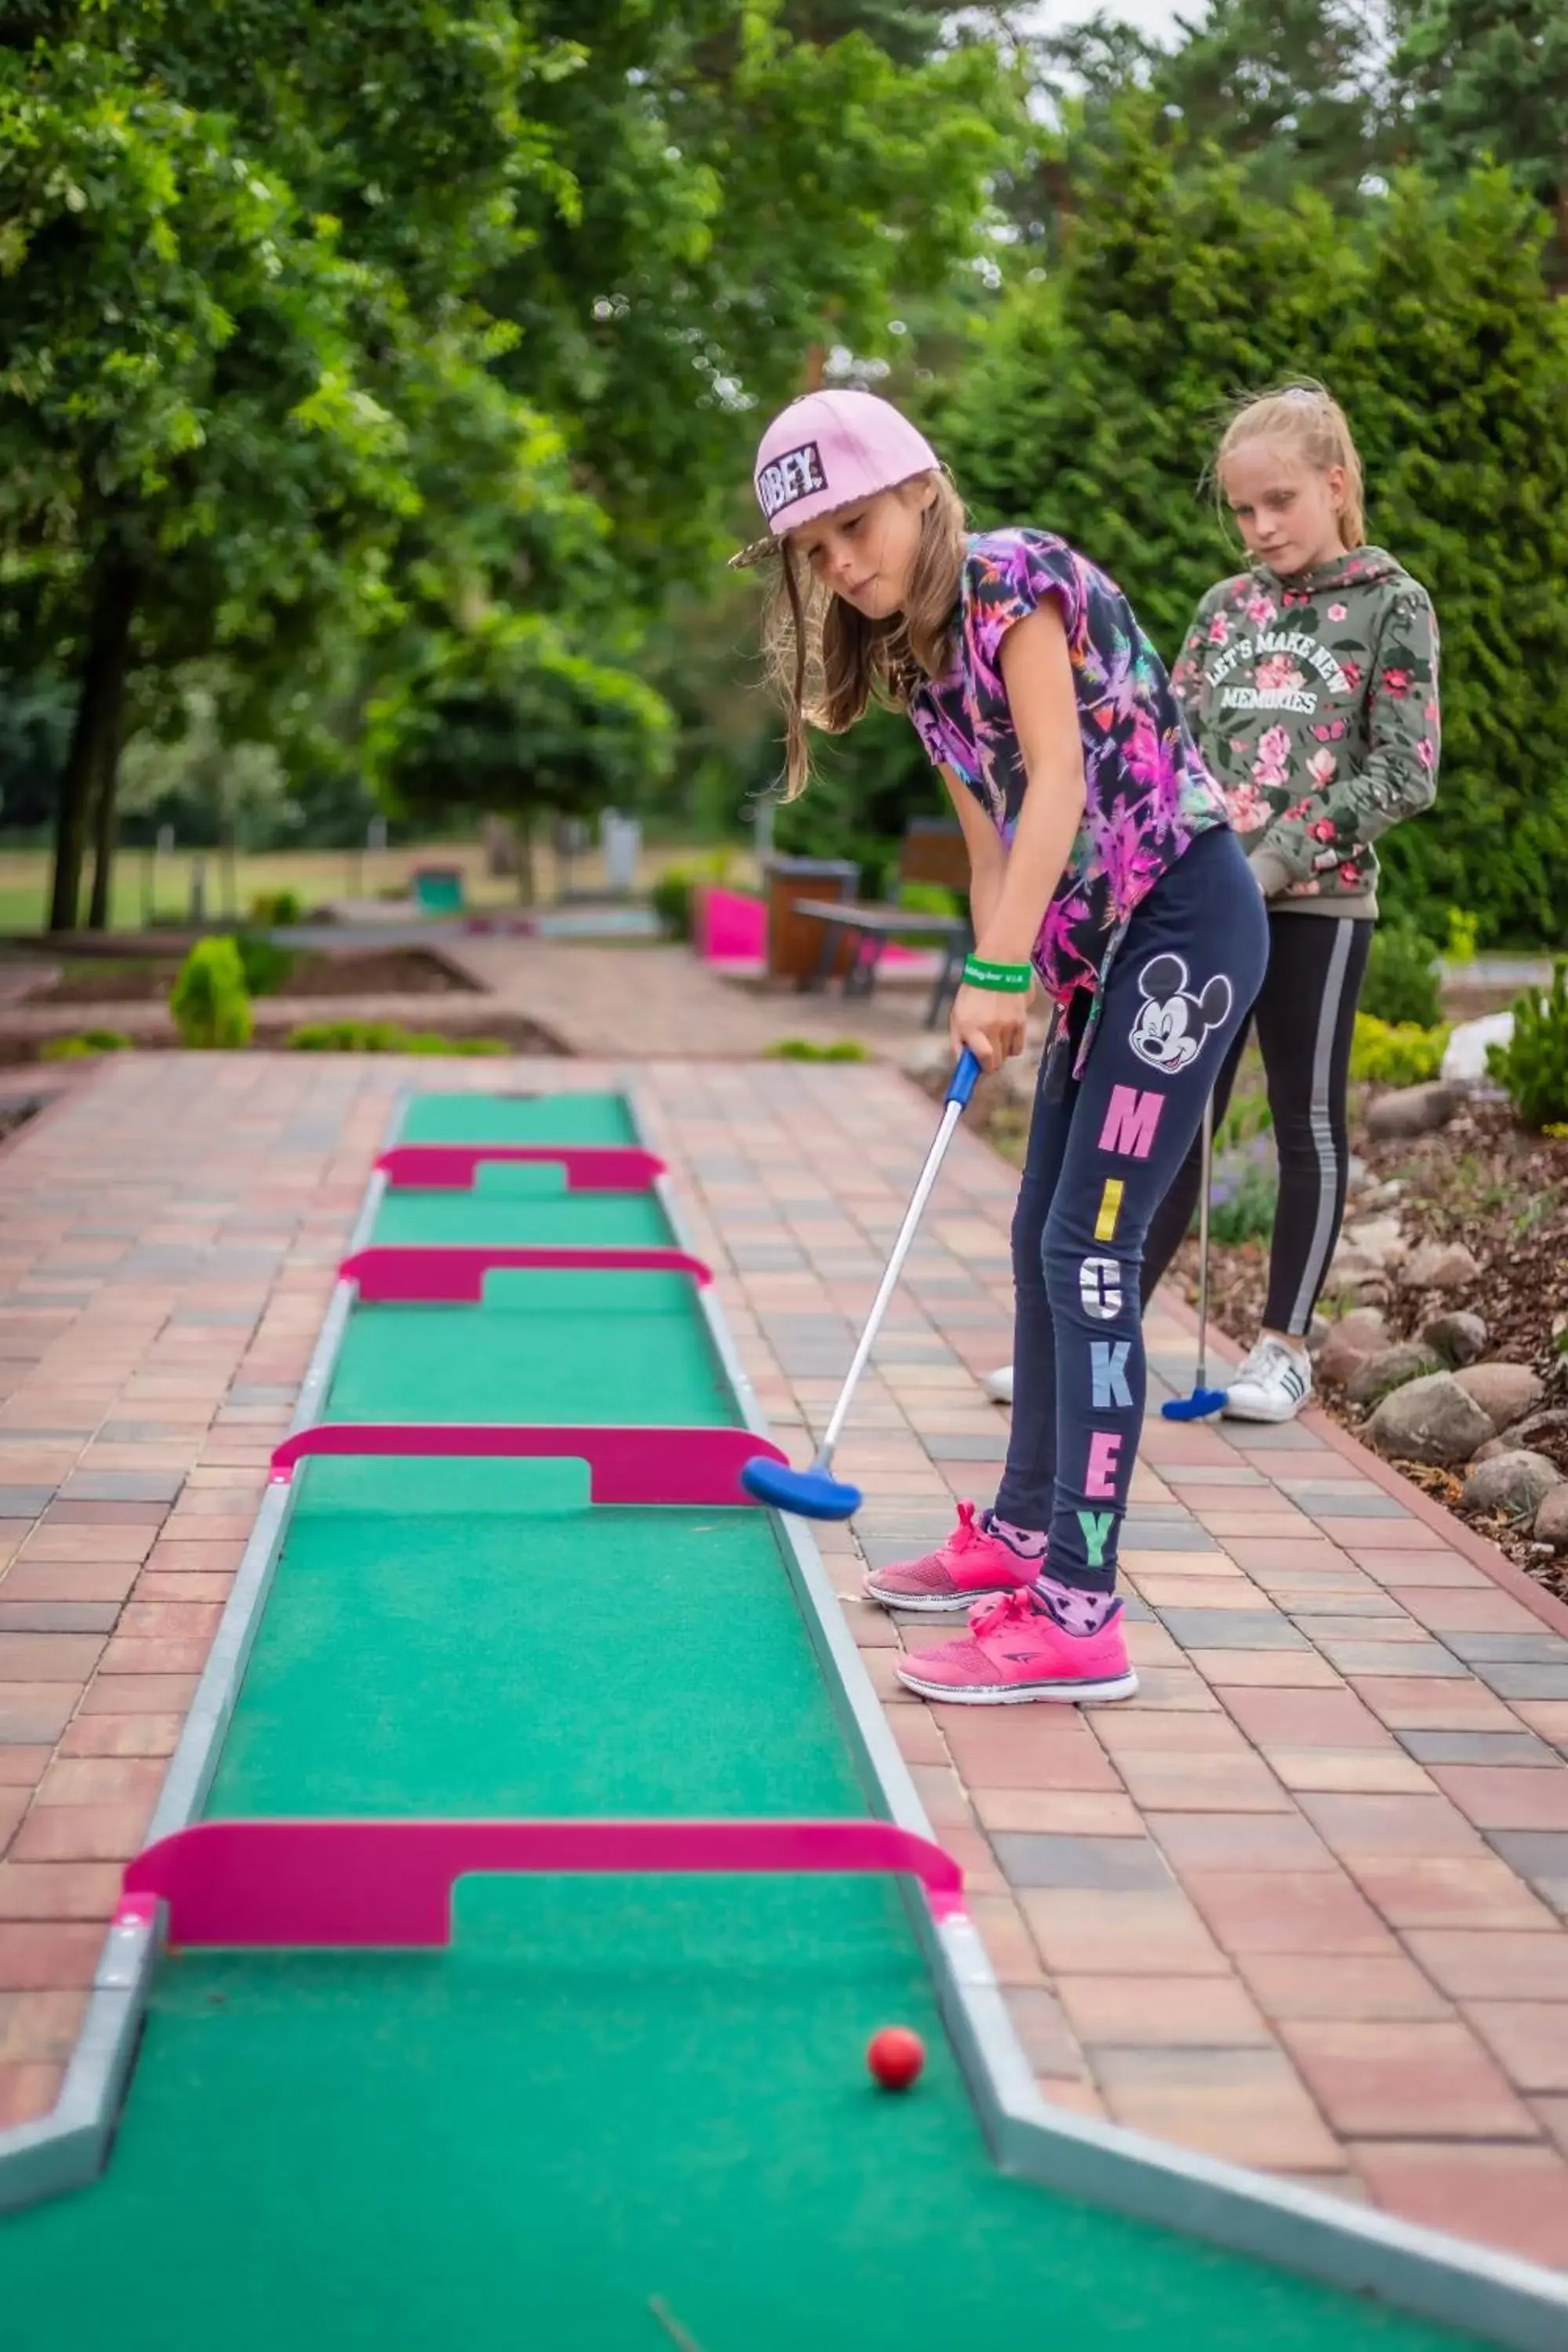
top-left (1487, 960), bottom-right (1568, 1129)
top-left (897, 881), bottom-right (961, 919)
top-left (1362, 920), bottom-right (1444, 1029)
top-left (651, 869), bottom-right (695, 940)
top-left (1443, 906), bottom-right (1480, 965)
top-left (764, 1038), bottom-right (871, 1062)
top-left (1207, 1140), bottom-right (1279, 1246)
top-left (169, 939), bottom-right (252, 1050)
top-left (286, 1021), bottom-right (506, 1054)
top-left (38, 1029), bottom-right (133, 1059)
top-left (248, 888), bottom-right (303, 926)
top-left (234, 933), bottom-right (296, 996)
top-left (1349, 1014), bottom-right (1451, 1088)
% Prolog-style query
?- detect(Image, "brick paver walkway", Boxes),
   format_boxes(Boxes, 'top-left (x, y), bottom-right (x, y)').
top-left (4, 1054), bottom-right (1568, 2273)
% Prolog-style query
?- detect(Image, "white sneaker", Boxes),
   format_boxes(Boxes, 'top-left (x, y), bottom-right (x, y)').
top-left (982, 1364), bottom-right (1013, 1406)
top-left (1222, 1336), bottom-right (1312, 1424)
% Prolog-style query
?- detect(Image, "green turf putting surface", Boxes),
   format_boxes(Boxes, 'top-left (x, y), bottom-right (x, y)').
top-left (372, 1180), bottom-right (671, 1250)
top-left (0, 1875), bottom-right (1481, 2352)
top-left (327, 1272), bottom-right (733, 1428)
top-left (205, 1462), bottom-right (858, 1820)
top-left (398, 1089), bottom-right (637, 1145)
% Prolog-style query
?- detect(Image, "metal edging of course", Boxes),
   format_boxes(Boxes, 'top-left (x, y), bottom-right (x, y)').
top-left (0, 1066), bottom-right (1563, 2351)
top-left (621, 1069), bottom-right (1568, 2352)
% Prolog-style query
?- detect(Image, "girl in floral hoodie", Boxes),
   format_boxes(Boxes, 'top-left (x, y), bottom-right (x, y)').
top-left (1141, 383), bottom-right (1441, 1420)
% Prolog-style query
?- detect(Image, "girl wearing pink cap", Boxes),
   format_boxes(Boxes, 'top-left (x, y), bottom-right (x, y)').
top-left (737, 390), bottom-right (1269, 1704)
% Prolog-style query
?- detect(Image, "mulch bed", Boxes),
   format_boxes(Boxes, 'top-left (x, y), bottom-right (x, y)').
top-left (19, 946), bottom-right (477, 1003)
top-left (1169, 1095), bottom-right (1568, 1588)
top-left (0, 1014), bottom-right (568, 1065)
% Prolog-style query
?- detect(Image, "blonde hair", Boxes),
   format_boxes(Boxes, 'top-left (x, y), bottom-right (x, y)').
top-left (1217, 380), bottom-right (1367, 550)
top-left (760, 471), bottom-right (968, 800)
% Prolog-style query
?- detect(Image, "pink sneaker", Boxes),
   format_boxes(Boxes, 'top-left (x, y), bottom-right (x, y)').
top-left (895, 1590), bottom-right (1138, 1705)
top-left (862, 1501), bottom-right (1040, 1614)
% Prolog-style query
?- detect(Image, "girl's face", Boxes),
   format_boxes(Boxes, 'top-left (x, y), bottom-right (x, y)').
top-left (790, 477), bottom-right (936, 619)
top-left (1221, 440), bottom-right (1348, 576)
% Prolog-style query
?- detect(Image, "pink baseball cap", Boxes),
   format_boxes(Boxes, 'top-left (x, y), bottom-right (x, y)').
top-left (730, 389), bottom-right (940, 568)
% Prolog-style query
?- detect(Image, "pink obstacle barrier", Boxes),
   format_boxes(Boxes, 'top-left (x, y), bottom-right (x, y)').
top-left (267, 1421), bottom-right (787, 1505)
top-left (339, 1244), bottom-right (713, 1303)
top-left (376, 1143), bottom-right (664, 1193)
top-left (119, 1817), bottom-right (967, 1946)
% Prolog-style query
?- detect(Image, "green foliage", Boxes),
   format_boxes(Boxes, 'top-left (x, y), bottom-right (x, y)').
top-left (1443, 905), bottom-right (1481, 964)
top-left (1394, 0), bottom-right (1568, 255)
top-left (38, 1028), bottom-right (132, 1058)
top-left (1207, 1150), bottom-right (1280, 1244)
top-left (931, 109), bottom-right (1568, 949)
top-left (1350, 1013), bottom-right (1452, 1087)
top-left (651, 871), bottom-right (696, 942)
top-left (233, 933), bottom-right (296, 996)
top-left (369, 613), bottom-right (676, 849)
top-left (1363, 919), bottom-right (1445, 1027)
top-left (764, 1037), bottom-right (872, 1060)
top-left (249, 889), bottom-right (303, 926)
top-left (169, 938), bottom-right (252, 1049)
top-left (1486, 960), bottom-right (1568, 1129)
top-left (286, 1020), bottom-right (506, 1054)
top-left (897, 881), bottom-right (962, 917)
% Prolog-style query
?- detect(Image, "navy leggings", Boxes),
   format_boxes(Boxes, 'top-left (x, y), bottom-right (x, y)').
top-left (993, 827), bottom-right (1268, 1591)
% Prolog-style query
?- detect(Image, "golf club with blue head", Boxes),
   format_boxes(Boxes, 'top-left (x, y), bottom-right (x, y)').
top-left (742, 1049), bottom-right (982, 1519)
top-left (1161, 1089), bottom-right (1229, 1422)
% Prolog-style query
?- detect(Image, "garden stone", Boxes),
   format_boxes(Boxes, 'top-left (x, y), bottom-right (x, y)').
top-left (1461, 1450), bottom-right (1563, 1523)
top-left (1347, 1341), bottom-right (1442, 1407)
top-left (1316, 1308), bottom-right (1389, 1386)
top-left (1454, 1362), bottom-right (1545, 1434)
top-left (1535, 1486), bottom-right (1568, 1553)
top-left (1364, 1081), bottom-right (1466, 1141)
top-left (1399, 1239), bottom-right (1480, 1294)
top-left (1365, 1372), bottom-right (1494, 1466)
top-left (1422, 1310), bottom-right (1488, 1369)
top-left (1470, 1435), bottom-right (1525, 1464)
top-left (1341, 1214), bottom-right (1406, 1272)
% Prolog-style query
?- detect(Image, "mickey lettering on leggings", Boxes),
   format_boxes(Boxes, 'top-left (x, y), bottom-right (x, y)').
top-left (1079, 1257), bottom-right (1123, 1320)
top-left (1128, 953), bottom-right (1234, 1076)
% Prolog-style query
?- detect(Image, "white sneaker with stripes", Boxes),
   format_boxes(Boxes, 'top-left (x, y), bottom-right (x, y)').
top-left (1222, 1336), bottom-right (1312, 1424)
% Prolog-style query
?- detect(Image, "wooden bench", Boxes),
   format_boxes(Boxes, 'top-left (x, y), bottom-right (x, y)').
top-left (792, 819), bottom-right (972, 1030)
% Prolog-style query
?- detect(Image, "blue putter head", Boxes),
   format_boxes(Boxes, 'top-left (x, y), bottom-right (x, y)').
top-left (741, 1454), bottom-right (862, 1521)
top-left (1161, 1387), bottom-right (1229, 1423)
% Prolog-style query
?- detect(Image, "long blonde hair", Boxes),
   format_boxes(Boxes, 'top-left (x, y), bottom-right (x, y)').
top-left (760, 472), bottom-right (969, 800)
top-left (1217, 380), bottom-right (1367, 550)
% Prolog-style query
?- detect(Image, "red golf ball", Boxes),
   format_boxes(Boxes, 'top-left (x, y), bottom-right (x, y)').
top-left (867, 2026), bottom-right (924, 2092)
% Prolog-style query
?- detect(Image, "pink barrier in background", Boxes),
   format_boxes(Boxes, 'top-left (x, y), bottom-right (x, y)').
top-left (339, 1244), bottom-right (713, 1303)
top-left (267, 1421), bottom-right (787, 1505)
top-left (119, 1817), bottom-right (967, 1945)
top-left (376, 1144), bottom-right (664, 1192)
top-left (695, 885), bottom-right (766, 964)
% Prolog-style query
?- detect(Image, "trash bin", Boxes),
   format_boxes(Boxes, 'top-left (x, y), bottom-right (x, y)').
top-left (764, 857), bottom-right (858, 987)
top-left (412, 866), bottom-right (465, 915)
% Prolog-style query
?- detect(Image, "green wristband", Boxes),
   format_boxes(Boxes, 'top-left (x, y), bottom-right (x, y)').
top-left (962, 955), bottom-right (1033, 994)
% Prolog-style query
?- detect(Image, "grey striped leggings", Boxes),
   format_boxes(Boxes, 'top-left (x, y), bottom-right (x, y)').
top-left (1139, 912), bottom-right (1373, 1339)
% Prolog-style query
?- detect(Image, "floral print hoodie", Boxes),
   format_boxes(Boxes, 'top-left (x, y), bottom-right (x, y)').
top-left (908, 530), bottom-right (1228, 1066)
top-left (1171, 546), bottom-right (1439, 916)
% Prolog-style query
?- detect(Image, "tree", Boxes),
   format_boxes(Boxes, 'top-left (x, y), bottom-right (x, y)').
top-left (370, 612), bottom-right (676, 900)
top-left (1392, 0), bottom-right (1568, 263)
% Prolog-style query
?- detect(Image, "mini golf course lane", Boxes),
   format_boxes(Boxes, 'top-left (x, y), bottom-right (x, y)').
top-left (0, 1092), bottom-right (1486, 2352)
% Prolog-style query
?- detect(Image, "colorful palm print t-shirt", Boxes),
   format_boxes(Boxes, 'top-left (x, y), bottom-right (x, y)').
top-left (908, 530), bottom-right (1229, 1040)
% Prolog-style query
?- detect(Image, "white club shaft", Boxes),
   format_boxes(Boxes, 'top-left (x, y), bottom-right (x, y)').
top-left (817, 1094), bottom-right (967, 1468)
